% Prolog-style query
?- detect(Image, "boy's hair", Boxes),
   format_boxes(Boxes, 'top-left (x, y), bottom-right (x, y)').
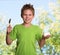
top-left (21, 4), bottom-right (35, 18)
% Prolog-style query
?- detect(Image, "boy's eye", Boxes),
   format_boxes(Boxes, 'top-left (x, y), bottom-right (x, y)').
top-left (24, 14), bottom-right (32, 16)
top-left (23, 14), bottom-right (27, 15)
top-left (29, 14), bottom-right (31, 16)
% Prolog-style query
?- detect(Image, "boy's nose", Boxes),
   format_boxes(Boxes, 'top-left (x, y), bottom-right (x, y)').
top-left (26, 15), bottom-right (29, 18)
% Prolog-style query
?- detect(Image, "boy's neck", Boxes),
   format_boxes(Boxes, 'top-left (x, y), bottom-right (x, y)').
top-left (22, 23), bottom-right (32, 27)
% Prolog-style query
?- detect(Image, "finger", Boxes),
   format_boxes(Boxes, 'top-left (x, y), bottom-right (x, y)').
top-left (7, 24), bottom-right (12, 28)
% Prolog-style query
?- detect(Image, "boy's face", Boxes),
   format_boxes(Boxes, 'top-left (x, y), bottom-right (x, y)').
top-left (22, 9), bottom-right (34, 24)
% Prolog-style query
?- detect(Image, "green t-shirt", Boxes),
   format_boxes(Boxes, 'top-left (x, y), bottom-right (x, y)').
top-left (9, 24), bottom-right (42, 55)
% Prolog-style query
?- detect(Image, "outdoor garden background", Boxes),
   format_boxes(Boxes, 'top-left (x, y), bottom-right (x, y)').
top-left (0, 0), bottom-right (60, 55)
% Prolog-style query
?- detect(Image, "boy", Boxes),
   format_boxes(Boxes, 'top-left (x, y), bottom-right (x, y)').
top-left (6, 4), bottom-right (50, 55)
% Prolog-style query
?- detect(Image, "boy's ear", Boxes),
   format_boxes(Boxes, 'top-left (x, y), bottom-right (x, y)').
top-left (33, 15), bottom-right (34, 18)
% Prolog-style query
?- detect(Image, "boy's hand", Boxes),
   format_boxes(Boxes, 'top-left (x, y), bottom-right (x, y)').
top-left (43, 32), bottom-right (50, 39)
top-left (7, 24), bottom-right (12, 34)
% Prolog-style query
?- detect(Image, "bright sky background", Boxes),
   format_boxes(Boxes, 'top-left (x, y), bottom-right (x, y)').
top-left (0, 0), bottom-right (57, 31)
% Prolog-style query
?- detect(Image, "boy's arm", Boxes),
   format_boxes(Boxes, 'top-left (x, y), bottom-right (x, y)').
top-left (38, 35), bottom-right (45, 48)
top-left (38, 34), bottom-right (50, 48)
top-left (6, 32), bottom-right (13, 45)
top-left (6, 25), bottom-right (13, 45)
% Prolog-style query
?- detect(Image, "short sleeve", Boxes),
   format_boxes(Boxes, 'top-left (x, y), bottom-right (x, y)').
top-left (36, 27), bottom-right (43, 41)
top-left (9, 26), bottom-right (17, 40)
